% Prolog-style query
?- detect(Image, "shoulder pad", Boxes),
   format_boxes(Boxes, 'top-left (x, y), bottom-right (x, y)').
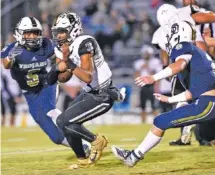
top-left (170, 42), bottom-right (193, 61)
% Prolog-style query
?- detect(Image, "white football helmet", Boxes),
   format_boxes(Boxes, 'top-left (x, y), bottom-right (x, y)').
top-left (14, 17), bottom-right (43, 49)
top-left (162, 21), bottom-right (196, 55)
top-left (51, 12), bottom-right (83, 46)
top-left (157, 4), bottom-right (179, 26)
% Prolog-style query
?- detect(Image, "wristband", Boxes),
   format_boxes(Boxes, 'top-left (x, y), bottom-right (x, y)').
top-left (168, 92), bottom-right (187, 103)
top-left (153, 67), bottom-right (172, 81)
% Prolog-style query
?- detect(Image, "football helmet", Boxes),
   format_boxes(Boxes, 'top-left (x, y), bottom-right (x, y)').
top-left (13, 17), bottom-right (43, 49)
top-left (162, 21), bottom-right (196, 55)
top-left (52, 12), bottom-right (83, 46)
top-left (157, 4), bottom-right (179, 26)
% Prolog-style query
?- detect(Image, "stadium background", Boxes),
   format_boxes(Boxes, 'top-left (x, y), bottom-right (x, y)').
top-left (1, 0), bottom-right (215, 127)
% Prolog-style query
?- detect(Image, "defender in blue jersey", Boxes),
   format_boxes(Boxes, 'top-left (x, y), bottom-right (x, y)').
top-left (1, 17), bottom-right (69, 146)
top-left (111, 21), bottom-right (215, 167)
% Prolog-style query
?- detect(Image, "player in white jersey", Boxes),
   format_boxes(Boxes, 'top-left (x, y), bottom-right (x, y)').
top-left (46, 12), bottom-right (125, 169)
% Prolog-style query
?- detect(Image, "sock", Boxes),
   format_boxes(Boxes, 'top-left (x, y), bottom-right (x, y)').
top-left (134, 131), bottom-right (162, 158)
top-left (66, 134), bottom-right (86, 159)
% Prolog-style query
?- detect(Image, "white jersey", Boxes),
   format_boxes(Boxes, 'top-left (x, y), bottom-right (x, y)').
top-left (152, 5), bottom-right (205, 50)
top-left (54, 35), bottom-right (112, 91)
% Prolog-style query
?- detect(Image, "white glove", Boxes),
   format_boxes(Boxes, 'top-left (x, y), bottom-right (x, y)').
top-left (118, 87), bottom-right (126, 102)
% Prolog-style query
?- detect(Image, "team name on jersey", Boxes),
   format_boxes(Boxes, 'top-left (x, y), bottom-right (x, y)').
top-left (19, 61), bottom-right (47, 69)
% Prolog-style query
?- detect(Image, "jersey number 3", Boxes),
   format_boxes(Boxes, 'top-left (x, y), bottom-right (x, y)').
top-left (26, 69), bottom-right (40, 87)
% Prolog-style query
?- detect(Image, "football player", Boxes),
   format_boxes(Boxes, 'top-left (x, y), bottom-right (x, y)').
top-left (0, 17), bottom-right (88, 150)
top-left (112, 19), bottom-right (215, 167)
top-left (47, 12), bottom-right (125, 169)
top-left (152, 3), bottom-right (215, 145)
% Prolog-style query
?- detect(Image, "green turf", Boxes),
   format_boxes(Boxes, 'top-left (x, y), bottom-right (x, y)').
top-left (2, 124), bottom-right (215, 175)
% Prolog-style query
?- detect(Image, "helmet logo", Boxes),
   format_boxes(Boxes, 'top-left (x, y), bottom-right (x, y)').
top-left (171, 23), bottom-right (179, 34)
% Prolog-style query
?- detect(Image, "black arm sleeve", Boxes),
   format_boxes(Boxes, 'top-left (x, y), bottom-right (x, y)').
top-left (78, 38), bottom-right (97, 56)
top-left (190, 5), bottom-right (204, 14)
top-left (46, 64), bottom-right (60, 85)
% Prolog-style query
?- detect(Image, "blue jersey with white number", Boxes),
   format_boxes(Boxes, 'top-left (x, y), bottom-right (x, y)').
top-left (170, 42), bottom-right (215, 100)
top-left (1, 38), bottom-right (54, 92)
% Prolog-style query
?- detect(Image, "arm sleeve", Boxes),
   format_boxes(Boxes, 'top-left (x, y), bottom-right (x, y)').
top-left (78, 38), bottom-right (97, 56)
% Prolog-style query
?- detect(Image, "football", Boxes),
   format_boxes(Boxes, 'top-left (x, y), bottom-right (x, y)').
top-left (58, 70), bottom-right (72, 83)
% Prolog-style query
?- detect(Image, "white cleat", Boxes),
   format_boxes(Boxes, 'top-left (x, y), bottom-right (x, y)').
top-left (111, 146), bottom-right (142, 167)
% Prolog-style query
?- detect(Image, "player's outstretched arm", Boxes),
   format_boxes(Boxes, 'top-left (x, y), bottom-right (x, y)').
top-left (135, 59), bottom-right (188, 87)
top-left (154, 90), bottom-right (192, 104)
top-left (192, 12), bottom-right (215, 24)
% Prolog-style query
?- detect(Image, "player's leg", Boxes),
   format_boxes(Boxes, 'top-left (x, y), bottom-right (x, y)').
top-left (112, 96), bottom-right (215, 167)
top-left (169, 76), bottom-right (191, 145)
top-left (57, 92), bottom-right (113, 166)
top-left (41, 85), bottom-right (91, 155)
top-left (23, 85), bottom-right (67, 145)
top-left (148, 85), bottom-right (159, 117)
top-left (194, 120), bottom-right (215, 146)
top-left (7, 97), bottom-right (17, 127)
top-left (140, 86), bottom-right (147, 122)
top-left (57, 93), bottom-right (95, 168)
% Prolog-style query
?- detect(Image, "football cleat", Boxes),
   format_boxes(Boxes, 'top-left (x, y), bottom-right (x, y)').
top-left (69, 158), bottom-right (90, 169)
top-left (169, 139), bottom-right (191, 146)
top-left (88, 135), bottom-right (108, 164)
top-left (199, 140), bottom-right (213, 146)
top-left (111, 146), bottom-right (142, 167)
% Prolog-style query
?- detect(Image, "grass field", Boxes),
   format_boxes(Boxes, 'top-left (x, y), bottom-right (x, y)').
top-left (2, 124), bottom-right (215, 175)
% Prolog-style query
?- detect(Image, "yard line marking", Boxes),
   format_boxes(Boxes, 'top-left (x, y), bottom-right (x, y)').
top-left (3, 138), bottom-right (26, 142)
top-left (2, 147), bottom-right (69, 155)
top-left (120, 138), bottom-right (137, 142)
